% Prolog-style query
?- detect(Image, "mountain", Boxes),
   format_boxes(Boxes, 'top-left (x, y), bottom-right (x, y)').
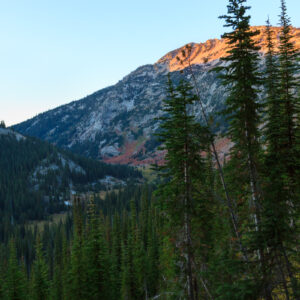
top-left (0, 127), bottom-right (141, 226)
top-left (158, 26), bottom-right (300, 71)
top-left (13, 26), bottom-right (300, 165)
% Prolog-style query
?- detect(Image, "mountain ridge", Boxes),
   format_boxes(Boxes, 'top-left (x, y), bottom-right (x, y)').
top-left (157, 26), bottom-right (300, 71)
top-left (13, 26), bottom-right (300, 165)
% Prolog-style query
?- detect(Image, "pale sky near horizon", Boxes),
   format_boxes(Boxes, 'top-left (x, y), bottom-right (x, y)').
top-left (0, 0), bottom-right (299, 126)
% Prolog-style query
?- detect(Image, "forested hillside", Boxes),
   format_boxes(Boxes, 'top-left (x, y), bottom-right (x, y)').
top-left (0, 127), bottom-right (141, 241)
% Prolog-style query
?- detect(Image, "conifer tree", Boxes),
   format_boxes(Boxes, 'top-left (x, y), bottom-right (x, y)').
top-left (30, 236), bottom-right (49, 300)
top-left (215, 0), bottom-right (272, 298)
top-left (83, 196), bottom-right (110, 299)
top-left (121, 241), bottom-right (131, 300)
top-left (128, 198), bottom-right (144, 299)
top-left (264, 18), bottom-right (281, 156)
top-left (261, 19), bottom-right (293, 299)
top-left (157, 77), bottom-right (209, 299)
top-left (271, 1), bottom-right (300, 297)
top-left (132, 229), bottom-right (146, 299)
top-left (217, 0), bottom-right (263, 229)
top-left (278, 1), bottom-right (300, 180)
top-left (110, 214), bottom-right (122, 300)
top-left (145, 202), bottom-right (159, 298)
top-left (61, 234), bottom-right (71, 300)
top-left (278, 0), bottom-right (300, 204)
top-left (69, 196), bottom-right (85, 300)
top-left (50, 226), bottom-right (64, 300)
top-left (4, 240), bottom-right (27, 300)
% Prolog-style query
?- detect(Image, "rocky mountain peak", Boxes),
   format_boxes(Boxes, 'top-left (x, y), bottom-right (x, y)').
top-left (157, 26), bottom-right (300, 72)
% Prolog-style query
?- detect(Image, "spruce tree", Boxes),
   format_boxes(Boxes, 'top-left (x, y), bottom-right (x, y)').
top-left (110, 214), bottom-right (122, 300)
top-left (61, 234), bottom-right (71, 300)
top-left (217, 0), bottom-right (263, 227)
top-left (50, 226), bottom-right (64, 300)
top-left (278, 0), bottom-right (300, 204)
top-left (264, 18), bottom-right (281, 156)
top-left (83, 196), bottom-right (110, 299)
top-left (4, 240), bottom-right (27, 300)
top-left (145, 202), bottom-right (159, 298)
top-left (69, 196), bottom-right (85, 300)
top-left (274, 1), bottom-right (300, 297)
top-left (278, 0), bottom-right (300, 179)
top-left (121, 241), bottom-right (131, 300)
top-left (261, 19), bottom-right (292, 299)
top-left (30, 236), bottom-right (49, 300)
top-left (215, 0), bottom-right (272, 298)
top-left (156, 77), bottom-right (209, 299)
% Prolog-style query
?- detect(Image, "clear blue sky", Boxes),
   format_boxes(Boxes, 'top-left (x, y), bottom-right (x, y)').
top-left (1, 0), bottom-right (299, 126)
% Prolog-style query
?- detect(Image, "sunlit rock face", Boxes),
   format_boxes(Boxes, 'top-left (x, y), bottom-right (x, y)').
top-left (14, 26), bottom-right (300, 165)
top-left (158, 26), bottom-right (300, 71)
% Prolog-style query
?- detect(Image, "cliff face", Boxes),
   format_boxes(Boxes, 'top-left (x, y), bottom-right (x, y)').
top-left (157, 26), bottom-right (300, 71)
top-left (14, 26), bottom-right (300, 165)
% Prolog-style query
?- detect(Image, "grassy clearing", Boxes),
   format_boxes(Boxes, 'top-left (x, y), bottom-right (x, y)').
top-left (26, 212), bottom-right (69, 232)
top-left (139, 165), bottom-right (157, 183)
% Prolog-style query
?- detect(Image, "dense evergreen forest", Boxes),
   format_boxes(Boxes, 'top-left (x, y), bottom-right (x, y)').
top-left (1, 0), bottom-right (299, 299)
top-left (0, 128), bottom-right (141, 243)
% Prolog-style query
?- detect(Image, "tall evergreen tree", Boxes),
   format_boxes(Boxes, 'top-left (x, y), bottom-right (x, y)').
top-left (217, 0), bottom-right (263, 229)
top-left (69, 196), bottom-right (85, 300)
top-left (278, 0), bottom-right (300, 183)
top-left (272, 1), bottom-right (300, 297)
top-left (83, 196), bottom-right (110, 299)
top-left (110, 213), bottom-right (122, 300)
top-left (4, 240), bottom-right (27, 300)
top-left (215, 0), bottom-right (273, 298)
top-left (156, 77), bottom-right (210, 299)
top-left (121, 240), bottom-right (131, 300)
top-left (30, 236), bottom-right (49, 300)
top-left (261, 18), bottom-right (294, 299)
top-left (264, 18), bottom-right (281, 156)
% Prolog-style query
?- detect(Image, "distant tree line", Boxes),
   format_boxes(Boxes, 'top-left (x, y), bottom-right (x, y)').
top-left (0, 133), bottom-right (141, 244)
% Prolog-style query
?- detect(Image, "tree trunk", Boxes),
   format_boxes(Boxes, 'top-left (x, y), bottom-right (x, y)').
top-left (184, 124), bottom-right (196, 300)
top-left (186, 60), bottom-right (249, 262)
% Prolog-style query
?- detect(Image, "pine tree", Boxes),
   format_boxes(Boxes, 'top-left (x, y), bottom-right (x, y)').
top-left (145, 201), bottom-right (159, 298)
top-left (4, 239), bottom-right (27, 300)
top-left (121, 241), bottom-right (131, 300)
top-left (69, 196), bottom-right (85, 300)
top-left (83, 195), bottom-right (110, 299)
top-left (215, 0), bottom-right (271, 298)
top-left (0, 120), bottom-right (6, 128)
top-left (264, 18), bottom-right (281, 157)
top-left (132, 228), bottom-right (146, 299)
top-left (261, 19), bottom-right (293, 299)
top-left (50, 226), bottom-right (64, 300)
top-left (61, 234), bottom-right (71, 300)
top-left (128, 198), bottom-right (144, 299)
top-left (156, 77), bottom-right (209, 299)
top-left (272, 1), bottom-right (300, 297)
top-left (30, 236), bottom-right (49, 300)
top-left (278, 0), bottom-right (300, 205)
top-left (110, 213), bottom-right (122, 300)
top-left (278, 0), bottom-right (300, 184)
top-left (217, 0), bottom-right (263, 227)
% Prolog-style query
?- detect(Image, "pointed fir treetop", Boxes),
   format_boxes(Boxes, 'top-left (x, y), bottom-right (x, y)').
top-left (219, 0), bottom-right (261, 56)
top-left (278, 0), bottom-right (299, 81)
